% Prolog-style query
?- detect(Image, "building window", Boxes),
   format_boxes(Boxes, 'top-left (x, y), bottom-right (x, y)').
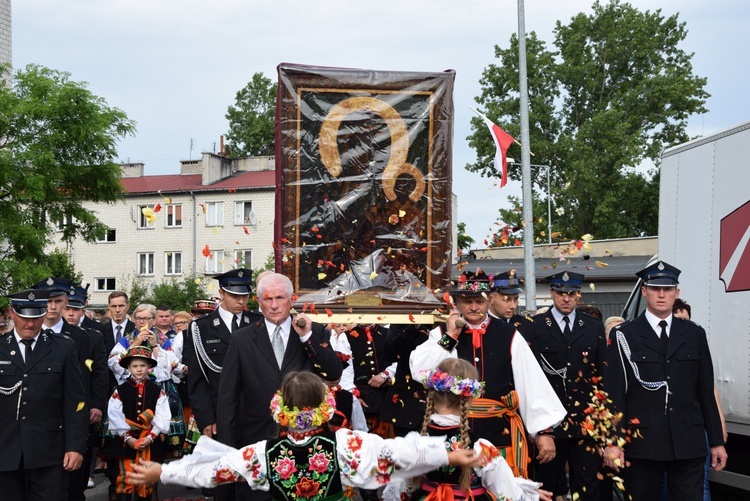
top-left (96, 228), bottom-right (117, 243)
top-left (235, 250), bottom-right (252, 269)
top-left (166, 204), bottom-right (182, 228)
top-left (165, 252), bottom-right (182, 276)
top-left (206, 202), bottom-right (224, 227)
top-left (138, 205), bottom-right (156, 229)
top-left (205, 250), bottom-right (225, 274)
top-left (235, 201), bottom-right (253, 225)
top-left (138, 253), bottom-right (155, 276)
top-left (95, 277), bottom-right (116, 291)
top-left (56, 214), bottom-right (74, 231)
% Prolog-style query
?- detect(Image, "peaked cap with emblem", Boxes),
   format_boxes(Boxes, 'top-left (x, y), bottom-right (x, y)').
top-left (545, 271), bottom-right (584, 293)
top-left (67, 283), bottom-right (90, 309)
top-left (451, 269), bottom-right (492, 296)
top-left (8, 288), bottom-right (52, 318)
top-left (119, 345), bottom-right (158, 369)
top-left (215, 268), bottom-right (254, 294)
top-left (636, 260), bottom-right (680, 287)
top-left (491, 270), bottom-right (524, 295)
top-left (32, 276), bottom-right (76, 299)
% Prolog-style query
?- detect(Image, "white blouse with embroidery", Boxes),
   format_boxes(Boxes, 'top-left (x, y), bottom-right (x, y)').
top-left (161, 430), bottom-right (450, 491)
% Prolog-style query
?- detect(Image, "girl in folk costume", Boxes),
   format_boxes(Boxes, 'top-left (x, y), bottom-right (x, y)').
top-left (410, 358), bottom-right (552, 501)
top-left (128, 371), bottom-right (484, 498)
top-left (107, 303), bottom-right (187, 458)
top-left (104, 345), bottom-right (171, 501)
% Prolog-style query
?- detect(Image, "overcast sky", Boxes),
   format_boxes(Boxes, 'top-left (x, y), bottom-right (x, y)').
top-left (12, 0), bottom-right (750, 245)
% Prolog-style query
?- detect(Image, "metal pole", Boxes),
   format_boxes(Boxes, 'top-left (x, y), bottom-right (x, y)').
top-left (547, 165), bottom-right (553, 244)
top-left (517, 0), bottom-right (537, 310)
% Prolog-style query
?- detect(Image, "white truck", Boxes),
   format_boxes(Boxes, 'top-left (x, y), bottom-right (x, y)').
top-left (622, 120), bottom-right (750, 494)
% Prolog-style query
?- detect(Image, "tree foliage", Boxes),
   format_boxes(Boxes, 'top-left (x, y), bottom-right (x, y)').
top-left (456, 222), bottom-right (476, 251)
top-left (0, 64), bottom-right (136, 295)
top-left (128, 277), bottom-right (209, 313)
top-left (224, 72), bottom-right (276, 157)
top-left (467, 0), bottom-right (706, 243)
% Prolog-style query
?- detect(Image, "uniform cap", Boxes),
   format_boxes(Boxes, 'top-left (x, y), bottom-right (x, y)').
top-left (636, 260), bottom-right (680, 287)
top-left (214, 268), bottom-right (254, 295)
top-left (491, 270), bottom-right (524, 295)
top-left (67, 284), bottom-right (90, 309)
top-left (546, 271), bottom-right (584, 293)
top-left (8, 289), bottom-right (52, 318)
top-left (32, 277), bottom-right (76, 298)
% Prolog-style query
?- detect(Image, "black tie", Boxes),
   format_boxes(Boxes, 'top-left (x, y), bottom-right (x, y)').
top-left (20, 339), bottom-right (34, 361)
top-left (232, 316), bottom-right (240, 332)
top-left (563, 315), bottom-right (572, 342)
top-left (659, 320), bottom-right (669, 350)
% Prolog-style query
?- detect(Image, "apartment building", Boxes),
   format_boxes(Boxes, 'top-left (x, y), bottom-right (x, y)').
top-left (51, 153), bottom-right (276, 307)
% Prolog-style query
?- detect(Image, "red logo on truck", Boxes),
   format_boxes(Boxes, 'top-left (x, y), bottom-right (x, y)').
top-left (720, 200), bottom-right (750, 292)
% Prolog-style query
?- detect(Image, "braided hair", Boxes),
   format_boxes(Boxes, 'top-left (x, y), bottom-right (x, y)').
top-left (420, 358), bottom-right (479, 491)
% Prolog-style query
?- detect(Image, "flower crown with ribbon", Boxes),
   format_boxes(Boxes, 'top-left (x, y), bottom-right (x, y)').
top-left (270, 388), bottom-right (337, 429)
top-left (420, 368), bottom-right (485, 398)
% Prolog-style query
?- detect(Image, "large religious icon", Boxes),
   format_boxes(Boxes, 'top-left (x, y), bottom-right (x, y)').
top-left (275, 63), bottom-right (454, 310)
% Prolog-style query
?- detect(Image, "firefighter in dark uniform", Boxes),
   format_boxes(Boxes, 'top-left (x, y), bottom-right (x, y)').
top-left (380, 323), bottom-right (429, 436)
top-left (0, 289), bottom-right (89, 500)
top-left (604, 261), bottom-right (726, 501)
top-left (525, 271), bottom-right (607, 500)
top-left (182, 268), bottom-right (261, 442)
top-left (63, 283), bottom-right (109, 501)
top-left (488, 270), bottom-right (535, 334)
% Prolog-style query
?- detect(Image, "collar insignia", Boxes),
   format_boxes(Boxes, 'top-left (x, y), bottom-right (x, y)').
top-left (213, 318), bottom-right (221, 327)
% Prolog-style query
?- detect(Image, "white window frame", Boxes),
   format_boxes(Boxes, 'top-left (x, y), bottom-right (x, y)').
top-left (165, 251), bottom-right (182, 276)
top-left (234, 201), bottom-right (253, 226)
top-left (138, 252), bottom-right (155, 276)
top-left (235, 249), bottom-right (253, 269)
top-left (96, 228), bottom-right (117, 243)
top-left (55, 214), bottom-right (74, 232)
top-left (205, 250), bottom-right (225, 274)
top-left (166, 204), bottom-right (183, 228)
top-left (206, 202), bottom-right (224, 227)
top-left (95, 277), bottom-right (116, 292)
top-left (138, 205), bottom-right (156, 229)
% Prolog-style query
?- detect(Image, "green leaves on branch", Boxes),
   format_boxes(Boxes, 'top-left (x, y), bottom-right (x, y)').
top-left (467, 0), bottom-right (707, 243)
top-left (224, 72), bottom-right (276, 157)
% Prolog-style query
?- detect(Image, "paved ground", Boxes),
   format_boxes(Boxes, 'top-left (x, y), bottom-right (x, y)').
top-left (85, 470), bottom-right (205, 500)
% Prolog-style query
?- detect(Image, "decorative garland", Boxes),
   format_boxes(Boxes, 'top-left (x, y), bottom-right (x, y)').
top-left (419, 368), bottom-right (485, 398)
top-left (270, 389), bottom-right (336, 429)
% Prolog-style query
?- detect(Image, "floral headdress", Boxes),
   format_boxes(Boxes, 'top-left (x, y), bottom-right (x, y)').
top-left (419, 368), bottom-right (485, 398)
top-left (270, 388), bottom-right (337, 429)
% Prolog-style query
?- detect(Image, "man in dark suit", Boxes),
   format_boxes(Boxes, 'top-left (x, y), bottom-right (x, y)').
top-left (604, 261), bottom-right (727, 500)
top-left (101, 291), bottom-right (135, 393)
top-left (488, 270), bottom-right (535, 334)
top-left (525, 271), bottom-right (607, 500)
top-left (217, 272), bottom-right (343, 501)
top-left (0, 289), bottom-right (89, 500)
top-left (63, 283), bottom-right (109, 500)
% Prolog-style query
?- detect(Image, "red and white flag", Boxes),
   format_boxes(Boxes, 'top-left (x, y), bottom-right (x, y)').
top-left (472, 108), bottom-right (516, 188)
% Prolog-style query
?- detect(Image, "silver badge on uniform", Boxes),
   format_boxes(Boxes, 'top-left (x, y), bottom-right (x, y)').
top-left (213, 318), bottom-right (221, 327)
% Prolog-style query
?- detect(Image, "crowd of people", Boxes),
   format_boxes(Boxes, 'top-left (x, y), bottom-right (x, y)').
top-left (0, 261), bottom-right (727, 501)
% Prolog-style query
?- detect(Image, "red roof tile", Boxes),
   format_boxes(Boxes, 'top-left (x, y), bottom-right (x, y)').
top-left (120, 170), bottom-right (276, 195)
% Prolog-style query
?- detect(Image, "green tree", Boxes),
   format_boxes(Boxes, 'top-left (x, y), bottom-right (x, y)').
top-left (128, 277), bottom-right (208, 312)
top-left (225, 72), bottom-right (276, 157)
top-left (456, 222), bottom-right (476, 251)
top-left (0, 64), bottom-right (136, 296)
top-left (467, 0), bottom-right (707, 242)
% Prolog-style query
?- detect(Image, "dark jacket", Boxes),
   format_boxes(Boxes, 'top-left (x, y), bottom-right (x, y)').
top-left (605, 314), bottom-right (724, 460)
top-left (216, 317), bottom-right (343, 449)
top-left (526, 309), bottom-right (607, 438)
top-left (0, 330), bottom-right (89, 471)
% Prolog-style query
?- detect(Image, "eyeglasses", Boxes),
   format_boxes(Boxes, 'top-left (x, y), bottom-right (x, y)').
top-left (134, 316), bottom-right (154, 322)
top-left (173, 321), bottom-right (188, 326)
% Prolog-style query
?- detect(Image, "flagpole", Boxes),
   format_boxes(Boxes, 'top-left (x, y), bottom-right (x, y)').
top-left (517, 0), bottom-right (537, 311)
